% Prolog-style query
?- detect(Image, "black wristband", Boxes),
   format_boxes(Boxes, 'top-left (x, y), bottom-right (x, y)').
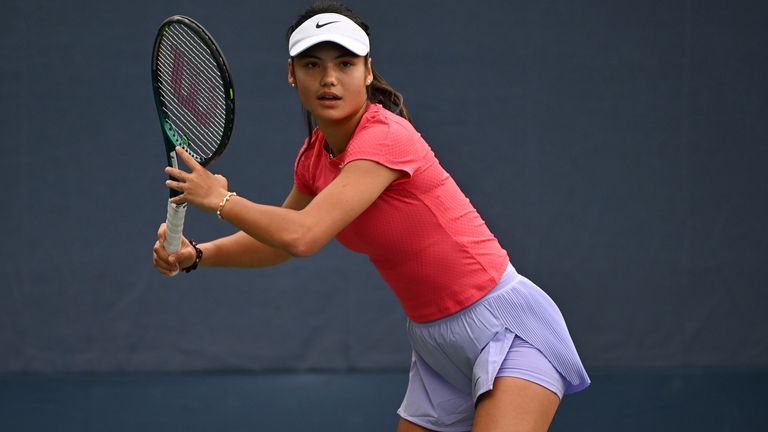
top-left (182, 240), bottom-right (203, 273)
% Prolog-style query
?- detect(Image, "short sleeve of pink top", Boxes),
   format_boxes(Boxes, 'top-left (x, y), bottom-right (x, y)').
top-left (294, 104), bottom-right (509, 322)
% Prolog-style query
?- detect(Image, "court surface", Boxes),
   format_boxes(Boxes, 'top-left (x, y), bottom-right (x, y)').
top-left (1, 368), bottom-right (766, 431)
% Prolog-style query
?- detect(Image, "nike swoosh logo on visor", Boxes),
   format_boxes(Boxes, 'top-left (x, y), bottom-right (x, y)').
top-left (316, 21), bottom-right (340, 28)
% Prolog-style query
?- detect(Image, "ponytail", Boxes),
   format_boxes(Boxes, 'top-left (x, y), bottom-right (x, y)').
top-left (367, 67), bottom-right (411, 123)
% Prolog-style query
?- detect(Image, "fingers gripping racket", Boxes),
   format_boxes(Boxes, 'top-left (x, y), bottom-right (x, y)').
top-left (151, 15), bottom-right (235, 274)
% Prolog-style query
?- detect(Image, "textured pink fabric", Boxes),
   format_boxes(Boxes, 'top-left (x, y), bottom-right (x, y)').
top-left (294, 104), bottom-right (509, 322)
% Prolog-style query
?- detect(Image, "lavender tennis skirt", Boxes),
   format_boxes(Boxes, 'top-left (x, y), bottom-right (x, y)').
top-left (397, 263), bottom-right (590, 431)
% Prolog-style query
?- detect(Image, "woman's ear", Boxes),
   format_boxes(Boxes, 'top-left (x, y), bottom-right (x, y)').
top-left (287, 58), bottom-right (296, 87)
top-left (366, 57), bottom-right (373, 85)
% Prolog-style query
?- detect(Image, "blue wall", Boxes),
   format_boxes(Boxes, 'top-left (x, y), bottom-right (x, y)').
top-left (1, 0), bottom-right (766, 372)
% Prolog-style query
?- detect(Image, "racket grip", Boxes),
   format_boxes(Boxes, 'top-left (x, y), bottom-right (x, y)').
top-left (164, 201), bottom-right (187, 276)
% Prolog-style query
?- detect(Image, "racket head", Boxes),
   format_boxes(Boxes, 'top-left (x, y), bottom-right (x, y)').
top-left (151, 15), bottom-right (235, 174)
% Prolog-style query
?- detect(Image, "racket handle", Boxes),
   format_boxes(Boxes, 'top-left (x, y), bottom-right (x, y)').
top-left (164, 200), bottom-right (187, 276)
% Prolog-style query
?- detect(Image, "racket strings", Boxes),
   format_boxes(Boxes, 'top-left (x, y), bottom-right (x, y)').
top-left (156, 56), bottom-right (226, 129)
top-left (156, 23), bottom-right (229, 160)
top-left (163, 26), bottom-right (225, 114)
top-left (158, 25), bottom-right (226, 132)
top-left (155, 69), bottom-right (222, 156)
top-left (157, 32), bottom-right (224, 157)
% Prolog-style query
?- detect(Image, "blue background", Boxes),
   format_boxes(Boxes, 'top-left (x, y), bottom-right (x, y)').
top-left (1, 0), bottom-right (767, 429)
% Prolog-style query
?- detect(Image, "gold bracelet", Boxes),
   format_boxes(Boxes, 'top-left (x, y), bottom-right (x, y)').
top-left (216, 192), bottom-right (237, 219)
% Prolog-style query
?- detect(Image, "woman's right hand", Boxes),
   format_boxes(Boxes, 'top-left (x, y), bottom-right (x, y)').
top-left (153, 223), bottom-right (196, 276)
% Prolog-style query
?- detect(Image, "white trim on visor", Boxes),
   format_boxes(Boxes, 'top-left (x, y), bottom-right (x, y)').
top-left (288, 13), bottom-right (370, 56)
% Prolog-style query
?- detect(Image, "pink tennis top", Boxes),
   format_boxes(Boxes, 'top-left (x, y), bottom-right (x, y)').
top-left (294, 104), bottom-right (510, 322)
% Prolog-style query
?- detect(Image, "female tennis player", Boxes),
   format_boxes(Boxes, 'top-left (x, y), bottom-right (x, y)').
top-left (152, 2), bottom-right (590, 430)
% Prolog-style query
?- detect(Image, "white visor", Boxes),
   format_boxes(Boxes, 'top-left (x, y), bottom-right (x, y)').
top-left (288, 13), bottom-right (370, 56)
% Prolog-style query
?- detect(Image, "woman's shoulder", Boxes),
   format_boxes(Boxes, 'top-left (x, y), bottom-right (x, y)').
top-left (346, 104), bottom-right (430, 169)
top-left (356, 104), bottom-right (419, 143)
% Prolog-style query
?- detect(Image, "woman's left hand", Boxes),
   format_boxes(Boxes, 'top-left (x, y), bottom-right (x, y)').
top-left (165, 147), bottom-right (229, 212)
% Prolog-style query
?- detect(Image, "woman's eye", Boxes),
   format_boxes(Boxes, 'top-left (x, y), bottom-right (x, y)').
top-left (340, 61), bottom-right (353, 68)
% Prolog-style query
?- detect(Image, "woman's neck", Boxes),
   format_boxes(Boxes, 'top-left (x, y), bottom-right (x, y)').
top-left (316, 102), bottom-right (369, 157)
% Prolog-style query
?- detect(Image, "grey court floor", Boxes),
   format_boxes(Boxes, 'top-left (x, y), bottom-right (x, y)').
top-left (1, 368), bottom-right (766, 431)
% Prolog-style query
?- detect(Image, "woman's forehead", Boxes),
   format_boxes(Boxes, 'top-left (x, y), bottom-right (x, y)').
top-left (295, 42), bottom-right (358, 59)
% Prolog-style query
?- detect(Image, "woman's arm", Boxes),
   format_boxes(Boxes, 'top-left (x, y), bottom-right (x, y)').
top-left (218, 159), bottom-right (401, 257)
top-left (153, 184), bottom-right (314, 275)
top-left (165, 147), bottom-right (402, 258)
top-left (198, 185), bottom-right (314, 268)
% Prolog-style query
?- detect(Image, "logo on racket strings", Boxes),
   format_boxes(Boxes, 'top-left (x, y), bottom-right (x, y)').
top-left (169, 43), bottom-right (218, 128)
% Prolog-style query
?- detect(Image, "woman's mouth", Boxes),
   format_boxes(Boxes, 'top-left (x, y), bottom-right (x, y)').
top-left (317, 92), bottom-right (342, 106)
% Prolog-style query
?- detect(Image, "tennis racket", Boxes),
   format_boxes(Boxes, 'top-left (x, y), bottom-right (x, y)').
top-left (151, 15), bottom-right (235, 275)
